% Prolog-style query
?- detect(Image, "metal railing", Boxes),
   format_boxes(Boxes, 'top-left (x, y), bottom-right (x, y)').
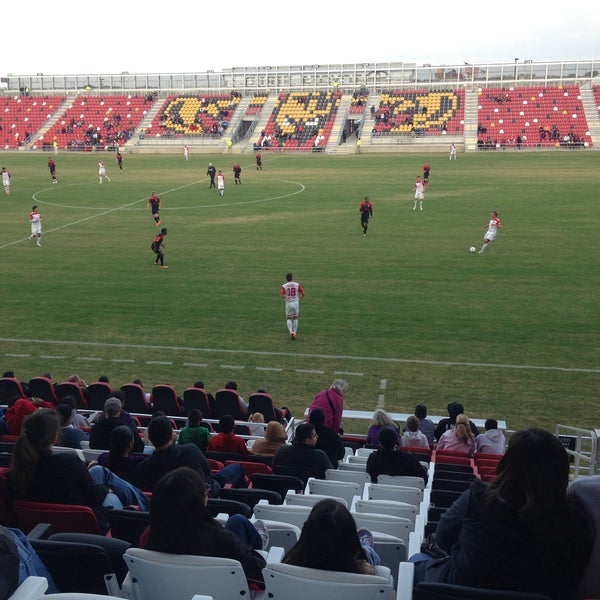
top-left (554, 424), bottom-right (598, 478)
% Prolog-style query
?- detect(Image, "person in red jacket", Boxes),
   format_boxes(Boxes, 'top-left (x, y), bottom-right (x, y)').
top-left (5, 397), bottom-right (55, 436)
top-left (207, 414), bottom-right (249, 457)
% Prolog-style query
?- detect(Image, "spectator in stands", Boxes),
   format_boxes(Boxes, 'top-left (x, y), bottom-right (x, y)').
top-left (55, 403), bottom-right (88, 449)
top-left (400, 416), bottom-right (429, 449)
top-left (283, 499), bottom-right (380, 575)
top-left (97, 425), bottom-right (147, 479)
top-left (272, 423), bottom-right (333, 480)
top-left (224, 381), bottom-right (249, 415)
top-left (59, 394), bottom-right (90, 430)
top-left (366, 409), bottom-right (400, 446)
top-left (248, 412), bottom-right (266, 436)
top-left (366, 427), bottom-right (428, 484)
top-left (127, 416), bottom-right (246, 494)
top-left (434, 402), bottom-right (479, 442)
top-left (251, 421), bottom-right (288, 456)
top-left (414, 405), bottom-right (435, 446)
top-left (436, 414), bottom-right (476, 456)
top-left (178, 409), bottom-right (211, 452)
top-left (568, 475), bottom-right (600, 600)
top-left (143, 466), bottom-right (266, 589)
top-left (308, 408), bottom-right (345, 469)
top-left (207, 414), bottom-right (250, 457)
top-left (475, 419), bottom-right (505, 455)
top-left (1, 370), bottom-right (29, 396)
top-left (193, 380), bottom-right (215, 412)
top-left (68, 373), bottom-right (89, 399)
top-left (308, 379), bottom-right (348, 435)
top-left (4, 397), bottom-right (55, 436)
top-left (410, 428), bottom-right (592, 598)
top-left (9, 409), bottom-right (149, 534)
top-left (89, 397), bottom-right (145, 454)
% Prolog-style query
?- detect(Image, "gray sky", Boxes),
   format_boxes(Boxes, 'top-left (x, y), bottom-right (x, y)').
top-left (3, 0), bottom-right (599, 76)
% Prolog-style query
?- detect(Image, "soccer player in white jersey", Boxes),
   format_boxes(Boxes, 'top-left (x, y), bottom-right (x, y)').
top-left (413, 176), bottom-right (426, 211)
top-left (98, 160), bottom-right (110, 183)
top-left (1, 167), bottom-right (10, 195)
top-left (479, 211), bottom-right (502, 253)
top-left (216, 170), bottom-right (225, 197)
top-left (449, 143), bottom-right (457, 160)
top-left (29, 205), bottom-right (42, 246)
top-left (281, 272), bottom-right (304, 340)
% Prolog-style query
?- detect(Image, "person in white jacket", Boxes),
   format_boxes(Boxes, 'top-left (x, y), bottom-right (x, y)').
top-left (475, 418), bottom-right (505, 454)
top-left (400, 415), bottom-right (430, 449)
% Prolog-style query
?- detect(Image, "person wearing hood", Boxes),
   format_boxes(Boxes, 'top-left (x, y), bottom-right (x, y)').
top-left (434, 402), bottom-right (479, 442)
top-left (475, 419), bottom-right (505, 454)
top-left (251, 421), bottom-right (288, 456)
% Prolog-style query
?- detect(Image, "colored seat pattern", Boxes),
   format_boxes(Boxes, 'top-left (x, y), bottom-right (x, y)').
top-left (147, 94), bottom-right (241, 137)
top-left (258, 91), bottom-right (342, 151)
top-left (245, 94), bottom-right (268, 116)
top-left (0, 95), bottom-right (65, 149)
top-left (372, 90), bottom-right (464, 135)
top-left (477, 85), bottom-right (592, 148)
top-left (38, 95), bottom-right (153, 151)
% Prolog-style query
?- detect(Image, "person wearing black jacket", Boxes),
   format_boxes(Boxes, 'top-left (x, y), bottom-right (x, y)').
top-left (308, 408), bottom-right (345, 469)
top-left (366, 427), bottom-right (428, 484)
top-left (434, 402), bottom-right (479, 443)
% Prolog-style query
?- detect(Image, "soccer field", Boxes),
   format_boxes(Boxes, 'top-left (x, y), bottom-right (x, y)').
top-left (1, 150), bottom-right (598, 432)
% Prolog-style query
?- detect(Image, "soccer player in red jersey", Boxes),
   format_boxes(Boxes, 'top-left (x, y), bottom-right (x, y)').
top-left (359, 197), bottom-right (373, 236)
top-left (147, 192), bottom-right (161, 225)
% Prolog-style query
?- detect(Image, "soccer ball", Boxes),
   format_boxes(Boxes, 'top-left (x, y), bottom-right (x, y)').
top-left (469, 246), bottom-right (477, 253)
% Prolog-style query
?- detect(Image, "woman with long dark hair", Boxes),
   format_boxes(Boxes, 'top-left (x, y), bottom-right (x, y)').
top-left (411, 428), bottom-right (592, 598)
top-left (283, 499), bottom-right (377, 574)
top-left (144, 466), bottom-right (266, 588)
top-left (9, 408), bottom-right (149, 533)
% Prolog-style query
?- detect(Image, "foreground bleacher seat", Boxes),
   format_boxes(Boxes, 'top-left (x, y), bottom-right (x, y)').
top-left (28, 377), bottom-right (60, 405)
top-left (12, 499), bottom-right (102, 535)
top-left (263, 562), bottom-right (394, 600)
top-left (123, 548), bottom-right (253, 600)
top-left (218, 487), bottom-right (282, 508)
top-left (30, 533), bottom-right (129, 595)
top-left (0, 377), bottom-right (27, 404)
top-left (183, 387), bottom-right (215, 418)
top-left (85, 382), bottom-right (113, 411)
top-left (307, 478), bottom-right (362, 507)
top-left (250, 473), bottom-right (305, 500)
top-left (150, 384), bottom-right (185, 416)
top-left (397, 560), bottom-right (552, 600)
top-left (253, 502), bottom-right (311, 530)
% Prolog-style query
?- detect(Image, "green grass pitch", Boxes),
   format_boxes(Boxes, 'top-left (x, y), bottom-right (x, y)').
top-left (1, 150), bottom-right (598, 433)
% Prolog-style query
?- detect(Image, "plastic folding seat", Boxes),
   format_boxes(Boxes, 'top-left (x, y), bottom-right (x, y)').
top-left (120, 383), bottom-right (152, 415)
top-left (224, 460), bottom-right (272, 478)
top-left (86, 382), bottom-right (113, 411)
top-left (247, 392), bottom-right (281, 423)
top-left (0, 377), bottom-right (27, 404)
top-left (150, 384), bottom-right (185, 416)
top-left (218, 487), bottom-right (282, 508)
top-left (308, 478), bottom-right (362, 507)
top-left (183, 387), bottom-right (214, 418)
top-left (206, 498), bottom-right (252, 519)
top-left (214, 388), bottom-right (247, 420)
top-left (56, 381), bottom-right (89, 409)
top-left (250, 473), bottom-right (305, 500)
top-left (12, 499), bottom-right (102, 535)
top-left (28, 376), bottom-right (60, 405)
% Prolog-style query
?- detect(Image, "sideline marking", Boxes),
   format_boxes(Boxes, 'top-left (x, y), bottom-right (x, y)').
top-left (1, 337), bottom-right (598, 374)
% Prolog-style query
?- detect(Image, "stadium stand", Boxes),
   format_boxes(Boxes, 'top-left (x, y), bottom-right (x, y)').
top-left (349, 90), bottom-right (368, 114)
top-left (245, 94), bottom-right (268, 116)
top-left (35, 95), bottom-right (152, 151)
top-left (477, 85), bottom-right (592, 149)
top-left (0, 95), bottom-right (65, 149)
top-left (146, 93), bottom-right (241, 137)
top-left (372, 89), bottom-right (465, 136)
top-left (256, 91), bottom-right (343, 151)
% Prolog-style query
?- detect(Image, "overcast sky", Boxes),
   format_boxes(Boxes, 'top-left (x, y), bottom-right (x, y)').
top-left (2, 0), bottom-right (599, 76)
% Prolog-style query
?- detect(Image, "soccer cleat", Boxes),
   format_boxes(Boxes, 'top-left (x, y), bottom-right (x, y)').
top-left (160, 265), bottom-right (168, 269)
top-left (290, 332), bottom-right (296, 340)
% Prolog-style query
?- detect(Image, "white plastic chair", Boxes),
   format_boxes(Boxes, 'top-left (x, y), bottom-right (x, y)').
top-left (250, 518), bottom-right (301, 553)
top-left (351, 511), bottom-right (413, 545)
top-left (347, 454), bottom-right (369, 464)
top-left (253, 502), bottom-right (312, 530)
top-left (337, 462), bottom-right (368, 472)
top-left (325, 468), bottom-right (371, 487)
top-left (353, 498), bottom-right (418, 527)
top-left (366, 483), bottom-right (423, 506)
top-left (308, 478), bottom-right (362, 507)
top-left (355, 448), bottom-right (376, 458)
top-left (122, 548), bottom-right (254, 600)
top-left (7, 576), bottom-right (48, 600)
top-left (376, 474), bottom-right (426, 491)
top-left (285, 492), bottom-right (348, 508)
top-left (262, 562), bottom-right (394, 600)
